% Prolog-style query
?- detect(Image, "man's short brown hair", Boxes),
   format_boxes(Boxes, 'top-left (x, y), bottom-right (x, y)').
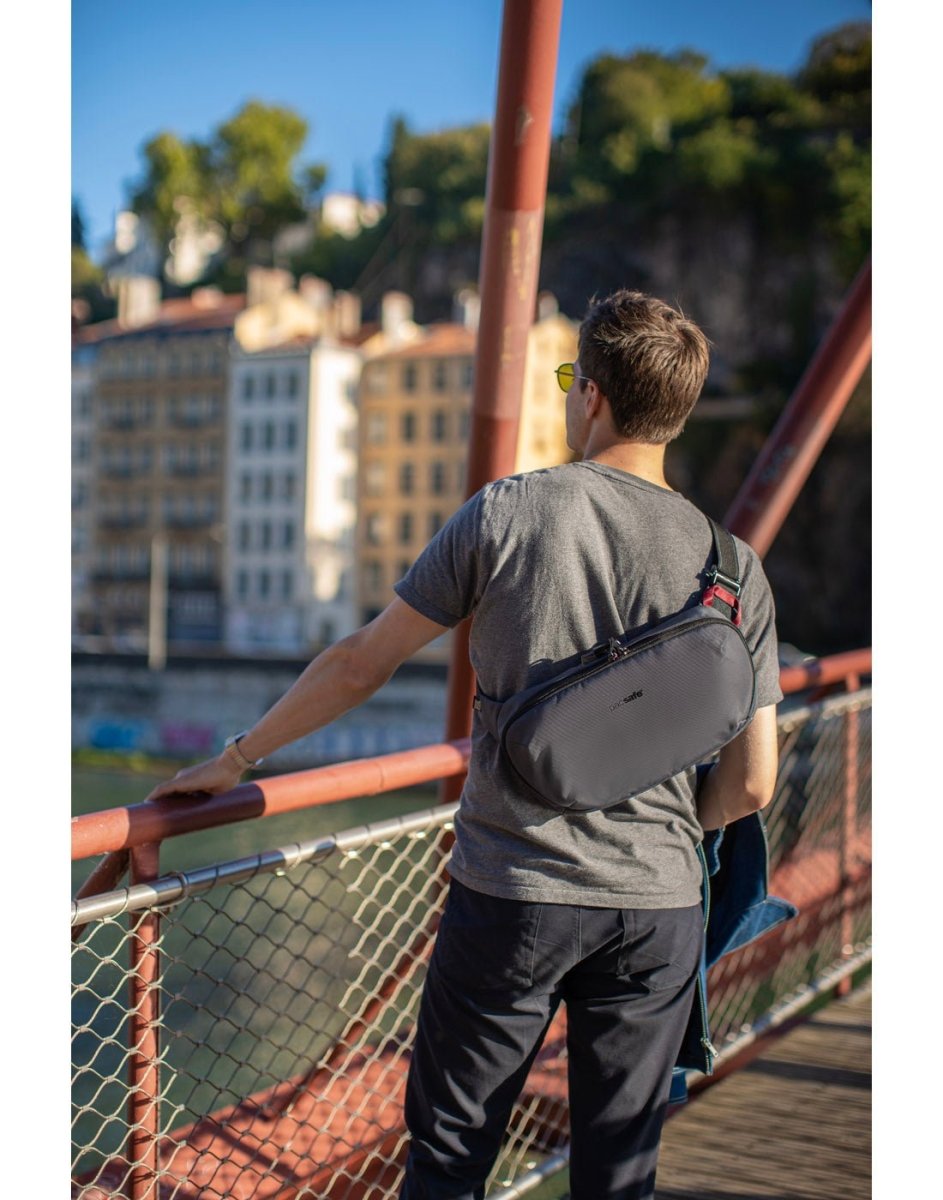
top-left (577, 290), bottom-right (710, 444)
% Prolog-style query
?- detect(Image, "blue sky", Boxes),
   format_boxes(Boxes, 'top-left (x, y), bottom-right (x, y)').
top-left (73, 0), bottom-right (871, 254)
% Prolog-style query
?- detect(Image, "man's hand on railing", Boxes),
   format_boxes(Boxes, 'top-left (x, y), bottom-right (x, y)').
top-left (145, 755), bottom-right (244, 802)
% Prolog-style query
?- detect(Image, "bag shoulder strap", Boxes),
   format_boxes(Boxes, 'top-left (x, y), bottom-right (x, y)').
top-left (702, 517), bottom-right (742, 626)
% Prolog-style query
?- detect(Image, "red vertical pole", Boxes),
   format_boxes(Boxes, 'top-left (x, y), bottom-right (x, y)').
top-left (837, 672), bottom-right (861, 996)
top-left (441, 0), bottom-right (564, 800)
top-left (724, 258), bottom-right (872, 556)
top-left (127, 841), bottom-right (162, 1200)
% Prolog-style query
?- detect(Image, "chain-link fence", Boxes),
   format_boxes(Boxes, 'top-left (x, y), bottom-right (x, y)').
top-left (72, 688), bottom-right (872, 1199)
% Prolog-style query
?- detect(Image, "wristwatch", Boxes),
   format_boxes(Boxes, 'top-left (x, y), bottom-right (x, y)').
top-left (223, 731), bottom-right (265, 772)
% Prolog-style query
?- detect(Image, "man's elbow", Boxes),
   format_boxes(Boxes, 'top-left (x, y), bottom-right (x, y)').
top-left (743, 782), bottom-right (772, 811)
top-left (329, 630), bottom-right (395, 695)
top-left (743, 772), bottom-right (777, 814)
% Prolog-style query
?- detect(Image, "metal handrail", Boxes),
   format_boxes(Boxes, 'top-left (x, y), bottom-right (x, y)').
top-left (71, 738), bottom-right (470, 862)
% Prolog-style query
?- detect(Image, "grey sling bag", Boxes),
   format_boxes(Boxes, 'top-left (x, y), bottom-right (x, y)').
top-left (473, 517), bottom-right (757, 813)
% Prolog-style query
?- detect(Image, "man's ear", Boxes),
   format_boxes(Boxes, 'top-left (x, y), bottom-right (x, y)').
top-left (585, 379), bottom-right (605, 420)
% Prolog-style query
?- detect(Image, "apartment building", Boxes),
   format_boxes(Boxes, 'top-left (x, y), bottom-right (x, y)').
top-left (224, 338), bottom-right (362, 654)
top-left (71, 342), bottom-right (97, 636)
top-left (76, 286), bottom-right (244, 648)
top-left (356, 306), bottom-right (578, 633)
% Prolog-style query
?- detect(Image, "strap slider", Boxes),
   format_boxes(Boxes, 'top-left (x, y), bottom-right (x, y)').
top-left (702, 583), bottom-right (742, 626)
top-left (707, 566), bottom-right (742, 596)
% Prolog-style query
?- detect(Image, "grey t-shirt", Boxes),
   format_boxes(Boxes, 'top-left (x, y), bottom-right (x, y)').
top-left (395, 460), bottom-right (782, 909)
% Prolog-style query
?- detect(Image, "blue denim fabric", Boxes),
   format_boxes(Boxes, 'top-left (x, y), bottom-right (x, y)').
top-left (669, 808), bottom-right (799, 1103)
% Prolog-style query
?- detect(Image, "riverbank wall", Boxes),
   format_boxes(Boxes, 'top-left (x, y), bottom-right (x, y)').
top-left (72, 652), bottom-right (449, 770)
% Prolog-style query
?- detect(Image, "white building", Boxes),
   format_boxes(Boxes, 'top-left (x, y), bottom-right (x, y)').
top-left (71, 342), bottom-right (97, 637)
top-left (224, 338), bottom-right (362, 654)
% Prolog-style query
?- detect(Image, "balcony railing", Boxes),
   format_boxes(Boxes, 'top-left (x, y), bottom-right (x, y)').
top-left (167, 411), bottom-right (221, 429)
top-left (99, 514), bottom-right (150, 531)
top-left (71, 649), bottom-right (871, 1200)
top-left (165, 462), bottom-right (217, 478)
top-left (163, 513), bottom-right (217, 531)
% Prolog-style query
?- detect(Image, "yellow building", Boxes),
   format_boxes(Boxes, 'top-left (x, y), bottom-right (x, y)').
top-left (356, 309), bottom-right (578, 639)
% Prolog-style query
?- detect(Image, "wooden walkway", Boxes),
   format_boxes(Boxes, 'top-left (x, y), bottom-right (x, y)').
top-left (653, 986), bottom-right (872, 1200)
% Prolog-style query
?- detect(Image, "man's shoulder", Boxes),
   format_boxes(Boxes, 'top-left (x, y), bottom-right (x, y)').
top-left (482, 462), bottom-right (586, 507)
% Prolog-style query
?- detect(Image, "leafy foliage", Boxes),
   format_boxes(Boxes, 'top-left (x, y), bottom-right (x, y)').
top-left (99, 23), bottom-right (869, 311)
top-left (129, 101), bottom-right (327, 280)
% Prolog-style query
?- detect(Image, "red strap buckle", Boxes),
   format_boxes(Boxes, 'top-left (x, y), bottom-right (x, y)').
top-left (702, 583), bottom-right (742, 626)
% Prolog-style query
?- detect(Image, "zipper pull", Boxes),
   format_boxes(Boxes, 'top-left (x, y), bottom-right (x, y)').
top-left (700, 1036), bottom-right (719, 1059)
top-left (607, 637), bottom-right (623, 661)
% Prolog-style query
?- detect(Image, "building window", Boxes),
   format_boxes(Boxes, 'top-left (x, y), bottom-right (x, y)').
top-left (339, 476), bottom-right (356, 501)
top-left (263, 421), bottom-right (275, 450)
top-left (260, 521), bottom-right (272, 551)
top-left (402, 363), bottom-right (418, 392)
top-left (258, 570), bottom-right (270, 599)
top-left (459, 409), bottom-right (471, 439)
top-left (432, 410), bottom-right (447, 441)
top-left (398, 559), bottom-right (412, 580)
top-left (238, 521), bottom-right (251, 551)
top-left (241, 423), bottom-right (253, 451)
top-left (402, 411), bottom-right (417, 442)
top-left (430, 462), bottom-right (446, 495)
top-left (264, 372), bottom-right (276, 399)
top-left (240, 473), bottom-right (251, 502)
top-left (243, 375), bottom-right (255, 401)
top-left (320, 619), bottom-right (335, 644)
top-left (399, 463), bottom-right (414, 495)
top-left (365, 561), bottom-right (383, 590)
top-left (237, 570), bottom-right (249, 599)
top-left (366, 363), bottom-right (388, 392)
top-left (461, 359), bottom-right (474, 390)
top-left (433, 361), bottom-right (448, 392)
top-left (286, 371), bottom-right (299, 398)
top-left (261, 472), bottom-right (273, 502)
top-left (429, 511), bottom-right (443, 538)
top-left (399, 513), bottom-right (413, 544)
top-left (282, 471), bottom-right (296, 501)
top-left (365, 514), bottom-right (383, 546)
top-left (364, 461), bottom-right (385, 497)
top-left (281, 570), bottom-right (293, 600)
top-left (366, 412), bottom-right (387, 445)
top-left (285, 420), bottom-right (297, 450)
top-left (282, 521), bottom-right (295, 549)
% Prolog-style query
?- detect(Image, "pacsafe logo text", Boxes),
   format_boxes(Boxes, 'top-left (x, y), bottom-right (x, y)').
top-left (609, 689), bottom-right (643, 713)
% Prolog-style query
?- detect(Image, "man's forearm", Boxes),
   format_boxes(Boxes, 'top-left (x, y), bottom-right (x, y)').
top-left (235, 635), bottom-right (389, 765)
top-left (696, 760), bottom-right (762, 830)
top-left (696, 706), bottom-right (779, 830)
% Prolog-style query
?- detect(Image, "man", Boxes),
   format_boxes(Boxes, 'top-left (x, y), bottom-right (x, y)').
top-left (148, 290), bottom-right (782, 1200)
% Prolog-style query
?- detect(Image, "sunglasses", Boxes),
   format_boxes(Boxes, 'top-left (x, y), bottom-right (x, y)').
top-left (554, 363), bottom-right (592, 393)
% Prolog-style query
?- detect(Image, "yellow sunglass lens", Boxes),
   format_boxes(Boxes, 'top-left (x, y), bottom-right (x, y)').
top-left (555, 364), bottom-right (575, 392)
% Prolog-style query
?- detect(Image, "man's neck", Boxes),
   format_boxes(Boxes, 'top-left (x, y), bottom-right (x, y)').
top-left (582, 441), bottom-right (672, 491)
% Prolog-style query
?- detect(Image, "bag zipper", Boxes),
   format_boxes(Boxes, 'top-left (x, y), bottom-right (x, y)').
top-left (504, 614), bottom-right (752, 739)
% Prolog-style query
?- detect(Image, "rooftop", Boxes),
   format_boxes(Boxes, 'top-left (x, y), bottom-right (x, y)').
top-left (73, 292), bottom-right (247, 345)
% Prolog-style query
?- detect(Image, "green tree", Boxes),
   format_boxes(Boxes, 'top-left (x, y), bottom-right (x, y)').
top-left (383, 117), bottom-right (490, 242)
top-left (130, 131), bottom-right (212, 249)
top-left (129, 101), bottom-right (327, 283)
top-left (798, 21), bottom-right (871, 132)
top-left (211, 100), bottom-right (310, 252)
top-left (71, 197), bottom-right (115, 322)
top-left (565, 51), bottom-right (730, 197)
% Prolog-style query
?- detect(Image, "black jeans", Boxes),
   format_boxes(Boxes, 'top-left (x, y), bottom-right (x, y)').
top-left (401, 878), bottom-right (702, 1200)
